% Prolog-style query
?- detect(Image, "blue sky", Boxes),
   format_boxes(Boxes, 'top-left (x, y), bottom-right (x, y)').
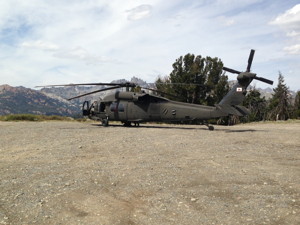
top-left (0, 0), bottom-right (299, 90)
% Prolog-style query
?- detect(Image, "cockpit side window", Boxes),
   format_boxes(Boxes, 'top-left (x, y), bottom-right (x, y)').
top-left (99, 102), bottom-right (106, 112)
top-left (91, 101), bottom-right (98, 112)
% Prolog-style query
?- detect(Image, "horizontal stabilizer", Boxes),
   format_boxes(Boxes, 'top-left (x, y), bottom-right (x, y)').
top-left (233, 105), bottom-right (250, 116)
top-left (216, 104), bottom-right (250, 116)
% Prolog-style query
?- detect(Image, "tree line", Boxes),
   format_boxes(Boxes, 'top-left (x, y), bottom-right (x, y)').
top-left (155, 53), bottom-right (300, 124)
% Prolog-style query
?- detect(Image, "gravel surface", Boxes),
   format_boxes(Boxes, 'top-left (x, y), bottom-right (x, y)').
top-left (0, 121), bottom-right (299, 225)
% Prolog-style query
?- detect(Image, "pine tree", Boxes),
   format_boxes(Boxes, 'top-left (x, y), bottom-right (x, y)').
top-left (242, 87), bottom-right (267, 122)
top-left (292, 91), bottom-right (300, 119)
top-left (267, 72), bottom-right (291, 120)
top-left (156, 53), bottom-right (228, 105)
top-left (168, 54), bottom-right (207, 103)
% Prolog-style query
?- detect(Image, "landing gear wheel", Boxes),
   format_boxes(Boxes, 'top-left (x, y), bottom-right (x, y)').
top-left (204, 121), bottom-right (214, 131)
top-left (208, 125), bottom-right (214, 131)
top-left (123, 121), bottom-right (132, 127)
top-left (102, 118), bottom-right (109, 127)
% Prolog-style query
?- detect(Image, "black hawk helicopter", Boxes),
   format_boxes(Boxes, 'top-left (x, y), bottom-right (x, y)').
top-left (38, 49), bottom-right (273, 130)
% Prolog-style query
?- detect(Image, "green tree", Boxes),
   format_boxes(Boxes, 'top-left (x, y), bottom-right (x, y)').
top-left (242, 87), bottom-right (267, 122)
top-left (209, 73), bottom-right (229, 105)
top-left (155, 75), bottom-right (173, 98)
top-left (267, 72), bottom-right (291, 120)
top-left (169, 54), bottom-right (206, 103)
top-left (292, 91), bottom-right (300, 119)
top-left (156, 53), bottom-right (228, 106)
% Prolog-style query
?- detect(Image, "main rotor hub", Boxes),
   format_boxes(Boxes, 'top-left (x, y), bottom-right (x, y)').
top-left (122, 82), bottom-right (136, 87)
top-left (237, 72), bottom-right (256, 81)
top-left (237, 72), bottom-right (256, 86)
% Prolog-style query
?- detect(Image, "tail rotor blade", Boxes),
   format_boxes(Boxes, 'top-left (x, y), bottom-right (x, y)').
top-left (253, 76), bottom-right (273, 85)
top-left (246, 49), bottom-right (255, 72)
top-left (223, 67), bottom-right (241, 74)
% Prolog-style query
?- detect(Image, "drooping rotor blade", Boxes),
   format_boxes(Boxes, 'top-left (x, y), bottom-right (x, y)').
top-left (223, 67), bottom-right (241, 74)
top-left (141, 87), bottom-right (181, 99)
top-left (253, 76), bottom-right (273, 85)
top-left (246, 49), bottom-right (255, 72)
top-left (67, 86), bottom-right (121, 100)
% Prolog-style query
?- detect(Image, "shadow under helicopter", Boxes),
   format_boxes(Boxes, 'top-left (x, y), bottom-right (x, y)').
top-left (91, 123), bottom-right (259, 132)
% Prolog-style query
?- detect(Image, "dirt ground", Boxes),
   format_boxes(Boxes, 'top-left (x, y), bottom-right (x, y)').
top-left (0, 121), bottom-right (299, 225)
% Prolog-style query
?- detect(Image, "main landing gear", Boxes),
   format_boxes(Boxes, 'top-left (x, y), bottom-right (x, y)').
top-left (207, 125), bottom-right (214, 131)
top-left (123, 121), bottom-right (140, 127)
top-left (101, 118), bottom-right (109, 127)
top-left (204, 121), bottom-right (214, 131)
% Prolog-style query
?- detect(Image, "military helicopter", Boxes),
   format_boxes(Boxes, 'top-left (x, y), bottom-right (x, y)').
top-left (38, 49), bottom-right (273, 130)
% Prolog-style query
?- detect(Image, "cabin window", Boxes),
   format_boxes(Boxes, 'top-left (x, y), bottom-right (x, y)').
top-left (118, 103), bottom-right (124, 112)
top-left (110, 102), bottom-right (125, 112)
top-left (110, 102), bottom-right (117, 112)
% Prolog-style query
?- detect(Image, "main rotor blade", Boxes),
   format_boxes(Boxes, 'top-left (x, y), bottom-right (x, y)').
top-left (246, 49), bottom-right (255, 72)
top-left (223, 67), bottom-right (241, 74)
top-left (36, 82), bottom-right (133, 88)
top-left (155, 83), bottom-right (207, 87)
top-left (253, 76), bottom-right (273, 85)
top-left (67, 86), bottom-right (121, 100)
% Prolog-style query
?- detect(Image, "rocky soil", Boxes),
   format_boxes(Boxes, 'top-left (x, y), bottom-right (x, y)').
top-left (0, 121), bottom-right (299, 225)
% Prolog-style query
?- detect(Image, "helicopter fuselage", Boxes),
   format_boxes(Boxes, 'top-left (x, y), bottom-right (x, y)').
top-left (83, 91), bottom-right (227, 126)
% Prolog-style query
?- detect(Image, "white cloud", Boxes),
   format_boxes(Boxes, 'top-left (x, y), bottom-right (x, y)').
top-left (283, 44), bottom-right (300, 55)
top-left (271, 4), bottom-right (300, 55)
top-left (126, 4), bottom-right (152, 21)
top-left (217, 16), bottom-right (236, 27)
top-left (53, 47), bottom-right (114, 65)
top-left (271, 4), bottom-right (300, 28)
top-left (287, 30), bottom-right (300, 37)
top-left (21, 40), bottom-right (59, 51)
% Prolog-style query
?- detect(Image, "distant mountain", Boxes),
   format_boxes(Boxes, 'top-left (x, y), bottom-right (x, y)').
top-left (40, 85), bottom-right (107, 108)
top-left (256, 87), bottom-right (274, 99)
top-left (256, 87), bottom-right (297, 100)
top-left (40, 77), bottom-right (155, 106)
top-left (0, 85), bottom-right (81, 116)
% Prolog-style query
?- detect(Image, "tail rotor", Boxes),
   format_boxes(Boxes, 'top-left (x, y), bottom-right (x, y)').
top-left (223, 49), bottom-right (273, 85)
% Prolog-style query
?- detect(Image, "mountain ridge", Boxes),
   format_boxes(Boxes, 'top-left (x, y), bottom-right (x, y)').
top-left (0, 84), bottom-right (81, 116)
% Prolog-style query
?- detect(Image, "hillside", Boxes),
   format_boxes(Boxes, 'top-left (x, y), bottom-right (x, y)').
top-left (0, 85), bottom-right (81, 116)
